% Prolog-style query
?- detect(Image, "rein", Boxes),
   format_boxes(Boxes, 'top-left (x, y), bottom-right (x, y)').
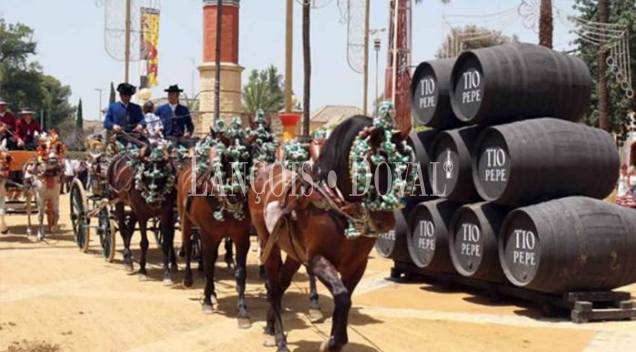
top-left (116, 131), bottom-right (147, 148)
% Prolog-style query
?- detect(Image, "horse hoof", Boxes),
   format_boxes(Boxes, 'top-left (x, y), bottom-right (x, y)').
top-left (308, 308), bottom-right (324, 323)
top-left (319, 339), bottom-right (330, 352)
top-left (202, 304), bottom-right (215, 315)
top-left (237, 317), bottom-right (251, 329)
top-left (124, 263), bottom-right (134, 273)
top-left (162, 278), bottom-right (174, 286)
top-left (26, 229), bottom-right (32, 236)
top-left (182, 278), bottom-right (193, 288)
top-left (139, 274), bottom-right (148, 282)
top-left (37, 235), bottom-right (44, 242)
top-left (277, 347), bottom-right (290, 352)
top-left (262, 334), bottom-right (276, 347)
top-left (1, 230), bottom-right (8, 234)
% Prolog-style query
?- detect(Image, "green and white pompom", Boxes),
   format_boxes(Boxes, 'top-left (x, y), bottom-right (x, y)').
top-left (127, 139), bottom-right (176, 205)
top-left (282, 140), bottom-right (310, 171)
top-left (345, 100), bottom-right (418, 238)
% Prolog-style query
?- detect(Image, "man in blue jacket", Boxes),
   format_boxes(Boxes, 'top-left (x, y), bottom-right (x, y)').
top-left (156, 84), bottom-right (194, 139)
top-left (103, 83), bottom-right (146, 147)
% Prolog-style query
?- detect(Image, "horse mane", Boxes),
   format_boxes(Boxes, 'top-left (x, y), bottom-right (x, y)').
top-left (313, 115), bottom-right (373, 182)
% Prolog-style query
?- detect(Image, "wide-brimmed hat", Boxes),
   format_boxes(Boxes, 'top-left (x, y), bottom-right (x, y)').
top-left (164, 84), bottom-right (183, 93)
top-left (0, 98), bottom-right (7, 105)
top-left (117, 82), bottom-right (137, 96)
top-left (19, 108), bottom-right (35, 115)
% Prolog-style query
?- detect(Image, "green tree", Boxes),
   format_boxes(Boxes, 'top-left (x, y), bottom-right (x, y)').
top-left (241, 65), bottom-right (284, 115)
top-left (0, 18), bottom-right (36, 74)
top-left (0, 18), bottom-right (75, 130)
top-left (435, 25), bottom-right (519, 59)
top-left (76, 98), bottom-right (83, 130)
top-left (573, 0), bottom-right (636, 142)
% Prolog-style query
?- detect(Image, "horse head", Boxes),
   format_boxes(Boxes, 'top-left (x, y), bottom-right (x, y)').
top-left (0, 139), bottom-right (12, 179)
top-left (36, 130), bottom-right (66, 174)
top-left (313, 102), bottom-right (416, 235)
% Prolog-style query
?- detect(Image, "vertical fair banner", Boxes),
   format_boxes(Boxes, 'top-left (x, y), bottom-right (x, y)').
top-left (140, 7), bottom-right (160, 88)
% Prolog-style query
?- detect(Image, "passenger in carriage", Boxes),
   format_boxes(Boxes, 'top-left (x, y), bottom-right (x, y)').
top-left (15, 108), bottom-right (42, 150)
top-left (0, 98), bottom-right (17, 149)
top-left (156, 84), bottom-right (194, 144)
top-left (143, 101), bottom-right (163, 139)
top-left (143, 101), bottom-right (167, 148)
top-left (103, 82), bottom-right (147, 148)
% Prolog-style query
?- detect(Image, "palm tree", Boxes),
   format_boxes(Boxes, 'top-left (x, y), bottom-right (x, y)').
top-left (302, 0), bottom-right (311, 139)
top-left (539, 0), bottom-right (553, 48)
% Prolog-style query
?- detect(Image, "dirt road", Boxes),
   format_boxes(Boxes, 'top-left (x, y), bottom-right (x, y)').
top-left (1, 196), bottom-right (636, 352)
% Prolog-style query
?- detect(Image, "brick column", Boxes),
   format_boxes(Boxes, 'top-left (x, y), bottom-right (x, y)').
top-left (197, 0), bottom-right (244, 136)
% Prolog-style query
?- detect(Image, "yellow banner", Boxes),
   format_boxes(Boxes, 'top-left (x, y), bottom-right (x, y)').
top-left (140, 7), bottom-right (160, 88)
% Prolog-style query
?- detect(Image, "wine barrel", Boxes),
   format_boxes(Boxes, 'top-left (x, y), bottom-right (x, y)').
top-left (411, 58), bottom-right (465, 130)
top-left (407, 129), bottom-right (437, 196)
top-left (472, 118), bottom-right (619, 207)
top-left (499, 196), bottom-right (636, 294)
top-left (374, 200), bottom-right (420, 263)
top-left (449, 43), bottom-right (592, 125)
top-left (449, 202), bottom-right (512, 282)
top-left (407, 199), bottom-right (461, 272)
top-left (429, 125), bottom-right (483, 202)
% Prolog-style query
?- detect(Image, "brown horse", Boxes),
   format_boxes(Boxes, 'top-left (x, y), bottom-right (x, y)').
top-left (249, 112), bottom-right (414, 352)
top-left (108, 136), bottom-right (177, 284)
top-left (177, 126), bottom-right (256, 328)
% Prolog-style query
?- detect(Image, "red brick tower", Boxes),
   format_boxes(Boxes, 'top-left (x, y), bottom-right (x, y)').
top-left (198, 0), bottom-right (243, 134)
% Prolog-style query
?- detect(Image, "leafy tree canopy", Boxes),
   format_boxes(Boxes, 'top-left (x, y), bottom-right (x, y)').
top-left (573, 0), bottom-right (636, 142)
top-left (0, 17), bottom-right (75, 141)
top-left (241, 65), bottom-right (284, 115)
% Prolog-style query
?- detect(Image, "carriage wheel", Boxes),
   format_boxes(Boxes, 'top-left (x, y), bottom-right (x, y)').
top-left (70, 179), bottom-right (89, 252)
top-left (97, 208), bottom-right (116, 262)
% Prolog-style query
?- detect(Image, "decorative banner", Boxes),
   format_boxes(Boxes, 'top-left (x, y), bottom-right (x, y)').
top-left (140, 7), bottom-right (160, 88)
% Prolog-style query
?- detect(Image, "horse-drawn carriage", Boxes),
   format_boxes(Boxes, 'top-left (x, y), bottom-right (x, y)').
top-left (69, 133), bottom-right (203, 264)
top-left (4, 150), bottom-right (39, 213)
top-left (68, 134), bottom-right (118, 261)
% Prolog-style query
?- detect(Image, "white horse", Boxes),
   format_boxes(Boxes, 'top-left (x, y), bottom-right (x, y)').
top-left (0, 139), bottom-right (13, 234)
top-left (23, 132), bottom-right (64, 241)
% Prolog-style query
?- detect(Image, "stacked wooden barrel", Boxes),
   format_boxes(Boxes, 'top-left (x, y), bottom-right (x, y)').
top-left (381, 42), bottom-right (636, 295)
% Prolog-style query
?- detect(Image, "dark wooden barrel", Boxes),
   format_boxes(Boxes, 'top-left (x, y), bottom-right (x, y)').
top-left (407, 129), bottom-right (437, 196)
top-left (472, 118), bottom-right (619, 207)
top-left (407, 199), bottom-right (461, 272)
top-left (449, 43), bottom-right (592, 125)
top-left (448, 202), bottom-right (512, 282)
top-left (374, 200), bottom-right (421, 263)
top-left (411, 58), bottom-right (465, 130)
top-left (429, 125), bottom-right (483, 202)
top-left (499, 196), bottom-right (636, 294)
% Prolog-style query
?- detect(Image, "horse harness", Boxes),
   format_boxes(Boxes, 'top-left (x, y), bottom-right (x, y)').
top-left (259, 168), bottom-right (370, 266)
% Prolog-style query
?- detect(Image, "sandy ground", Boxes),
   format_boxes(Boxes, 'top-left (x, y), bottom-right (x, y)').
top-left (1, 195), bottom-right (636, 352)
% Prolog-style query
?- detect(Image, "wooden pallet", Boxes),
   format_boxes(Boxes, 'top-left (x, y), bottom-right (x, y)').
top-left (390, 260), bottom-right (636, 324)
top-left (567, 292), bottom-right (636, 323)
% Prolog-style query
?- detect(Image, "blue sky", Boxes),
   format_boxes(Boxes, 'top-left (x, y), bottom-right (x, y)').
top-left (0, 0), bottom-right (579, 121)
